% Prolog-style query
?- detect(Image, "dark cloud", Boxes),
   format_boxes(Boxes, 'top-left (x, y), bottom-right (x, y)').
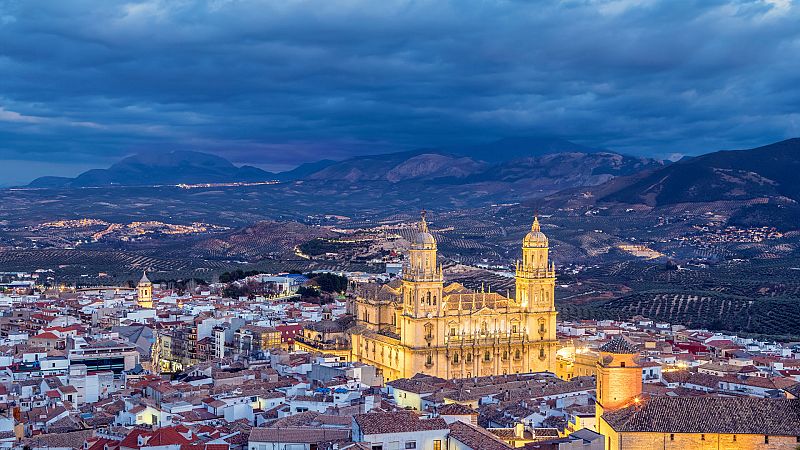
top-left (1, 0), bottom-right (799, 184)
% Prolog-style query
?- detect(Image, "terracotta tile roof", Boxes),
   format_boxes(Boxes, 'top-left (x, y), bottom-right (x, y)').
top-left (23, 429), bottom-right (94, 450)
top-left (599, 336), bottom-right (638, 354)
top-left (354, 411), bottom-right (448, 435)
top-left (438, 403), bottom-right (477, 416)
top-left (249, 427), bottom-right (350, 444)
top-left (603, 397), bottom-right (800, 435)
top-left (448, 421), bottom-right (513, 450)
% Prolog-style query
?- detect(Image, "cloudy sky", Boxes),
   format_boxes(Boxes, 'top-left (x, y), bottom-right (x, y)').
top-left (1, 0), bottom-right (799, 185)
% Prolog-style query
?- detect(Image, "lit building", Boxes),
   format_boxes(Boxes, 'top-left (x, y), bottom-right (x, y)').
top-left (345, 212), bottom-right (559, 380)
top-left (594, 336), bottom-right (800, 449)
top-left (136, 271), bottom-right (153, 308)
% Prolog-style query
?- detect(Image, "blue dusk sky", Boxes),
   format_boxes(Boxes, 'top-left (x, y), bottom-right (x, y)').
top-left (1, 0), bottom-right (799, 185)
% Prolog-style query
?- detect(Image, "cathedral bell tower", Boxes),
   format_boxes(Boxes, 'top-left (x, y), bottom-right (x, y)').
top-left (402, 211), bottom-right (443, 318)
top-left (515, 216), bottom-right (556, 312)
top-left (137, 271), bottom-right (153, 308)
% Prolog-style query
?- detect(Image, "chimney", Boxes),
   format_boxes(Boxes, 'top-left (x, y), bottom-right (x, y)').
top-left (514, 422), bottom-right (525, 439)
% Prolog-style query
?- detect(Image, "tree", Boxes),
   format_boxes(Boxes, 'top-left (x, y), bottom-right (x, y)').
top-left (297, 286), bottom-right (320, 298)
top-left (312, 273), bottom-right (348, 293)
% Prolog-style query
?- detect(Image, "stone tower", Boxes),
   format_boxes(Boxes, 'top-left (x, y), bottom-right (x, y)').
top-left (515, 217), bottom-right (555, 310)
top-left (595, 335), bottom-right (642, 419)
top-left (515, 217), bottom-right (558, 363)
top-left (402, 211), bottom-right (443, 319)
top-left (137, 271), bottom-right (153, 308)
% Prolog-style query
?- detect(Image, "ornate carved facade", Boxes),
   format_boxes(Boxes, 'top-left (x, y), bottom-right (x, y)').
top-left (348, 212), bottom-right (559, 381)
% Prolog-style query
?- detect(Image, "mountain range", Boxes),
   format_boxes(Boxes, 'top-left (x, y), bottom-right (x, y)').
top-left (27, 136), bottom-right (661, 192)
top-left (599, 138), bottom-right (800, 206)
top-left (24, 137), bottom-right (800, 227)
top-left (29, 151), bottom-right (277, 188)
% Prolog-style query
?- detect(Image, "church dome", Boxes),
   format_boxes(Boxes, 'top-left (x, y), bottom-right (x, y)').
top-left (411, 211), bottom-right (436, 249)
top-left (523, 217), bottom-right (548, 248)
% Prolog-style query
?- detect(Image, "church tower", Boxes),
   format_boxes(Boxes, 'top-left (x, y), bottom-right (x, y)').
top-left (398, 211), bottom-right (444, 376)
top-left (515, 217), bottom-right (555, 311)
top-left (137, 271), bottom-right (153, 308)
top-left (402, 211), bottom-right (443, 318)
top-left (515, 217), bottom-right (558, 371)
top-left (595, 335), bottom-right (642, 420)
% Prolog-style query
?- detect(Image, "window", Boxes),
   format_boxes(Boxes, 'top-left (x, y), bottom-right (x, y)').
top-left (453, 353), bottom-right (460, 364)
top-left (433, 441), bottom-right (441, 450)
top-left (620, 362), bottom-right (626, 368)
top-left (700, 434), bottom-right (705, 441)
top-left (450, 327), bottom-right (457, 336)
top-left (484, 351), bottom-right (491, 362)
top-left (764, 436), bottom-right (769, 444)
top-left (426, 353), bottom-right (433, 366)
top-left (539, 347), bottom-right (545, 359)
top-left (512, 325), bottom-right (518, 333)
top-left (466, 353), bottom-right (473, 363)
top-left (669, 434), bottom-right (674, 441)
top-left (372, 446), bottom-right (383, 450)
top-left (502, 351), bottom-right (508, 360)
top-left (405, 442), bottom-right (416, 449)
top-left (514, 350), bottom-right (521, 360)
top-left (732, 435), bottom-right (736, 442)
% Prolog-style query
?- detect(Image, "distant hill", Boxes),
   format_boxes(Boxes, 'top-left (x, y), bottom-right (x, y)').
top-left (450, 136), bottom-right (604, 162)
top-left (25, 137), bottom-right (661, 196)
top-left (304, 150), bottom-right (488, 183)
top-left (29, 151), bottom-right (277, 187)
top-left (275, 159), bottom-right (338, 181)
top-left (600, 138), bottom-right (800, 206)
top-left (301, 143), bottom-right (663, 190)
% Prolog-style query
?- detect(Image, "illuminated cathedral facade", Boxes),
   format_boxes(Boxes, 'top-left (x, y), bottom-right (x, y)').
top-left (348, 212), bottom-right (558, 381)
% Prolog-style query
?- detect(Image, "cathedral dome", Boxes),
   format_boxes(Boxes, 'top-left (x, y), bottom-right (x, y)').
top-left (411, 211), bottom-right (436, 249)
top-left (412, 230), bottom-right (436, 247)
top-left (523, 217), bottom-right (548, 248)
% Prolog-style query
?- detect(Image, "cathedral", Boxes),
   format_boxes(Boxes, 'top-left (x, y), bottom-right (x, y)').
top-left (345, 212), bottom-right (559, 381)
